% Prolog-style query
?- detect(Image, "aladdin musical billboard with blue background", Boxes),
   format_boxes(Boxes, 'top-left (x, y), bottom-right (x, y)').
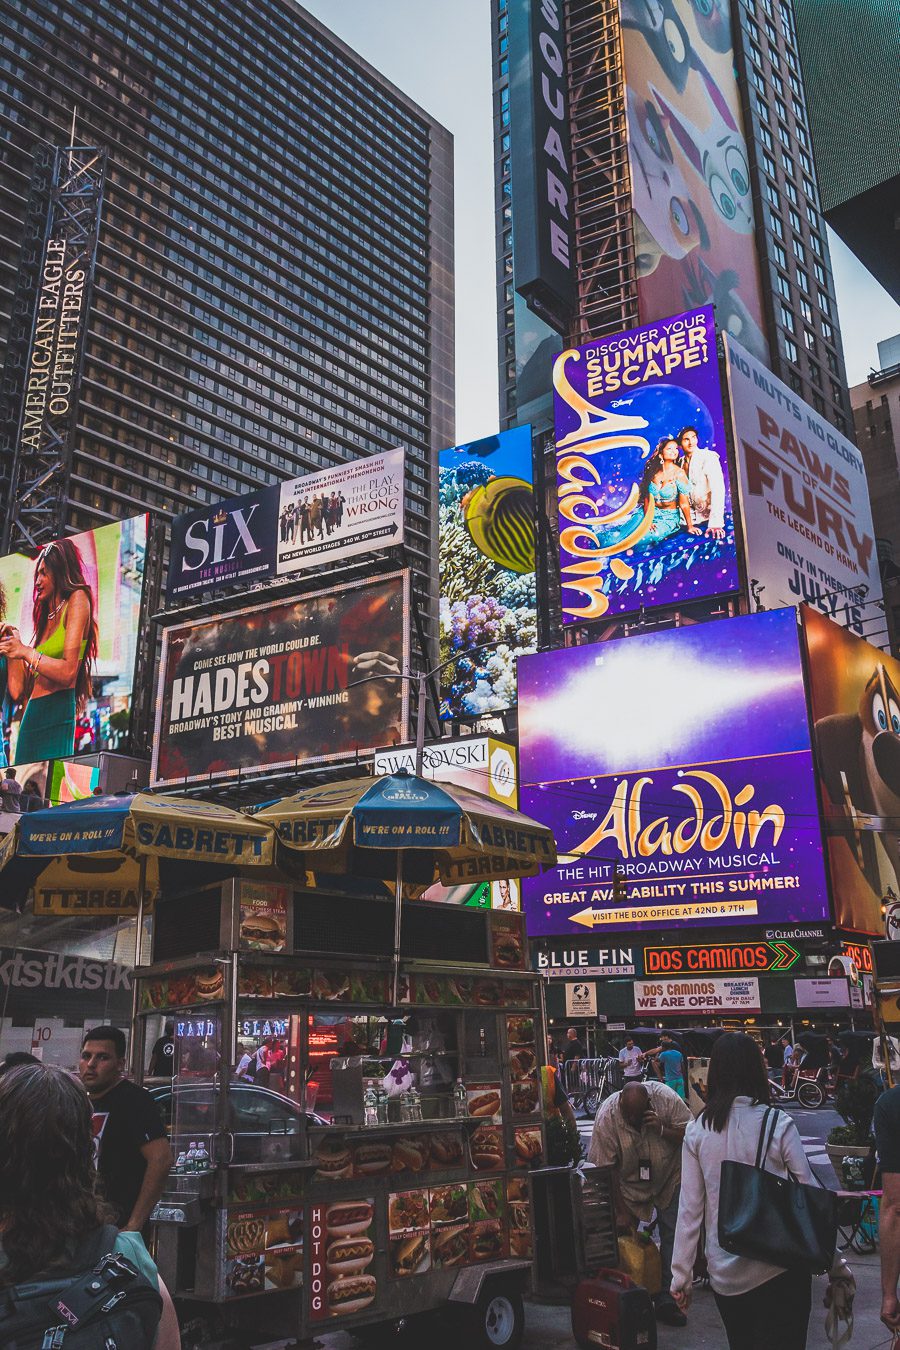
top-left (554, 305), bottom-right (739, 624)
top-left (518, 608), bottom-right (830, 936)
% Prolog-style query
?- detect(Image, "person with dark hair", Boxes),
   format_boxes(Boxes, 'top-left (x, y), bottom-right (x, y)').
top-left (0, 1062), bottom-right (180, 1347)
top-left (148, 1022), bottom-right (176, 1079)
top-left (0, 1050), bottom-right (40, 1076)
top-left (670, 1032), bottom-right (817, 1347)
top-left (678, 424), bottom-right (726, 539)
top-left (0, 537), bottom-right (99, 761)
top-left (78, 1026), bottom-right (172, 1232)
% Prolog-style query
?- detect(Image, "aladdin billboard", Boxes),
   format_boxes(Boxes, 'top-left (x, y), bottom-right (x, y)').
top-left (152, 574), bottom-right (409, 786)
top-left (726, 336), bottom-right (883, 635)
top-left (0, 516), bottom-right (147, 767)
top-left (439, 427), bottom-right (537, 717)
top-left (620, 0), bottom-right (767, 358)
top-left (518, 608), bottom-right (830, 935)
top-left (166, 448), bottom-right (405, 601)
top-left (554, 306), bottom-right (739, 623)
top-left (803, 607), bottom-right (900, 935)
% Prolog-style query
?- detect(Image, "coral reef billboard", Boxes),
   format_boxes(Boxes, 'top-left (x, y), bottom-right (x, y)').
top-left (438, 428), bottom-right (537, 718)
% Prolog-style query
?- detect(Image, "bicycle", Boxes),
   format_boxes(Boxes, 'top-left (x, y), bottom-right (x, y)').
top-left (560, 1057), bottom-right (624, 1116)
top-left (768, 1072), bottom-right (825, 1108)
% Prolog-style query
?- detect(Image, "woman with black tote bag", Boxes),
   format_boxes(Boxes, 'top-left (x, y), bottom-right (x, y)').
top-left (670, 1034), bottom-right (829, 1349)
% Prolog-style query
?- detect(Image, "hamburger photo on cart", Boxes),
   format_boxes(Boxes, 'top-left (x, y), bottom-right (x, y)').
top-left (238, 882), bottom-right (288, 953)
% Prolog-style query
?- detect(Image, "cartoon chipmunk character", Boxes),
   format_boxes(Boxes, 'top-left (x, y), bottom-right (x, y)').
top-left (815, 663), bottom-right (900, 906)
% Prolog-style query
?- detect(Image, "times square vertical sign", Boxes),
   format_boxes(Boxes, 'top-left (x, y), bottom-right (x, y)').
top-left (2, 145), bottom-right (106, 551)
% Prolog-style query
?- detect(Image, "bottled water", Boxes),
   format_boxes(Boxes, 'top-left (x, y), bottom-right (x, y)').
top-left (410, 1087), bottom-right (422, 1122)
top-left (173, 1147), bottom-right (188, 1175)
top-left (454, 1079), bottom-right (468, 1118)
top-left (376, 1086), bottom-right (389, 1124)
top-left (195, 1140), bottom-right (211, 1172)
top-left (363, 1080), bottom-right (378, 1126)
top-left (185, 1141), bottom-right (198, 1173)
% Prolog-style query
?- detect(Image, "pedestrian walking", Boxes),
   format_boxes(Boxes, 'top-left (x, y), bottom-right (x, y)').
top-left (78, 1025), bottom-right (172, 1232)
top-left (0, 1060), bottom-right (180, 1347)
top-left (875, 1080), bottom-right (900, 1332)
top-left (588, 1080), bottom-right (691, 1326)
top-left (670, 1032), bottom-right (818, 1348)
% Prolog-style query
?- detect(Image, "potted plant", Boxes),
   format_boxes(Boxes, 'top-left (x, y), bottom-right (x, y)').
top-left (825, 1075), bottom-right (879, 1188)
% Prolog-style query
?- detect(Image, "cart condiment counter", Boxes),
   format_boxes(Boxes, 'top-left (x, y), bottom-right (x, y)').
top-left (134, 879), bottom-right (545, 1349)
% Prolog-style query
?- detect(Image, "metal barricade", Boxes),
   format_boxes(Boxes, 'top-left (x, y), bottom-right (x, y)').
top-left (558, 1057), bottom-right (623, 1113)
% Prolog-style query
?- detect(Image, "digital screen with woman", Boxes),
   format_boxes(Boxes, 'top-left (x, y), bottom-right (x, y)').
top-left (554, 305), bottom-right (739, 624)
top-left (0, 517), bottom-right (146, 768)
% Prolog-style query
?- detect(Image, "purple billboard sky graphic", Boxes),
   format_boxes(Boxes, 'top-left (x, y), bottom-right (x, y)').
top-left (554, 305), bottom-right (740, 625)
top-left (518, 608), bottom-right (830, 936)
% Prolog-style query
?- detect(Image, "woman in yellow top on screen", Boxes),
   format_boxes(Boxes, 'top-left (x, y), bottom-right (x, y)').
top-left (0, 539), bottom-right (98, 762)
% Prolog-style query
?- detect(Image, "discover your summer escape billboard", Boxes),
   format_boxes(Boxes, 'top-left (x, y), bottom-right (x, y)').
top-left (518, 607), bottom-right (830, 936)
top-left (166, 448), bottom-right (405, 602)
top-left (803, 606), bottom-right (900, 936)
top-left (0, 516), bottom-right (147, 767)
top-left (620, 0), bottom-right (767, 360)
top-left (152, 574), bottom-right (409, 786)
top-left (725, 336), bottom-right (883, 636)
top-left (438, 427), bottom-right (537, 718)
top-left (554, 306), bottom-right (739, 623)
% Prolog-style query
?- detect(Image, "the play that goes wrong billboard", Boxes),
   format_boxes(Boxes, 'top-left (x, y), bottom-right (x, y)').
top-left (620, 0), bottom-right (768, 360)
top-left (518, 608), bottom-right (830, 936)
top-left (803, 607), bottom-right (900, 936)
top-left (152, 574), bottom-right (409, 786)
top-left (554, 305), bottom-right (739, 623)
top-left (0, 516), bottom-right (147, 767)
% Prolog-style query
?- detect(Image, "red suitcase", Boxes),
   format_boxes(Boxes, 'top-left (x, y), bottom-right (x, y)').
top-left (571, 1268), bottom-right (657, 1350)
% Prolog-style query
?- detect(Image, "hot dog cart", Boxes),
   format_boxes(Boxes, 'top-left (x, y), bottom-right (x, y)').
top-left (135, 877), bottom-right (547, 1350)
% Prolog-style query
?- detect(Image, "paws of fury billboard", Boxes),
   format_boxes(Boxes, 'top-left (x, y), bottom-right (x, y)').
top-left (803, 606), bottom-right (900, 936)
top-left (554, 306), bottom-right (739, 623)
top-left (620, 0), bottom-right (767, 360)
top-left (518, 608), bottom-right (830, 936)
top-left (151, 575), bottom-right (409, 786)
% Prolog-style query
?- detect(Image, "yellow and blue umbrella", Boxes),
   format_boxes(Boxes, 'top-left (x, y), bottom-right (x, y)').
top-left (0, 792), bottom-right (276, 912)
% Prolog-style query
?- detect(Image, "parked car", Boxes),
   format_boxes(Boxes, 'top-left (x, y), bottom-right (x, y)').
top-left (148, 1080), bottom-right (327, 1163)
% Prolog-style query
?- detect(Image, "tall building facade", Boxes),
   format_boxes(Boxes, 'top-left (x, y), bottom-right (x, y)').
top-left (851, 334), bottom-right (900, 654)
top-left (0, 0), bottom-right (454, 643)
top-left (492, 0), bottom-right (850, 437)
top-left (792, 0), bottom-right (900, 303)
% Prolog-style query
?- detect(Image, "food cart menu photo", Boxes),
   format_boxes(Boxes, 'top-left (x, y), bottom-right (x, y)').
top-left (225, 1206), bottom-right (303, 1298)
top-left (467, 1082), bottom-right (503, 1123)
top-left (309, 1199), bottom-right (376, 1321)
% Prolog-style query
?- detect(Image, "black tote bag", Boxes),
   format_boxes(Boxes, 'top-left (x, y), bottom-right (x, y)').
top-left (718, 1107), bottom-right (837, 1273)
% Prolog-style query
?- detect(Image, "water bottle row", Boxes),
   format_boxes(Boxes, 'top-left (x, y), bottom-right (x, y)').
top-left (172, 1139), bottom-right (212, 1173)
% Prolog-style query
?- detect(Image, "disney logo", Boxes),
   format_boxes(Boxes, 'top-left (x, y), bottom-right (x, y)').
top-left (572, 811), bottom-right (597, 821)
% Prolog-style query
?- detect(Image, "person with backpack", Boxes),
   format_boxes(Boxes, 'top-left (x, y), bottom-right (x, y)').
top-left (0, 1061), bottom-right (181, 1347)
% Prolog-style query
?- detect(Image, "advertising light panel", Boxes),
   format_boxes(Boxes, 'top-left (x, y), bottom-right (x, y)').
top-left (166, 448), bottom-right (405, 602)
top-left (518, 608), bottom-right (830, 936)
top-left (803, 606), bottom-right (900, 935)
top-left (0, 516), bottom-right (147, 767)
top-left (554, 306), bottom-right (739, 623)
top-left (726, 336), bottom-right (883, 634)
top-left (620, 0), bottom-right (767, 358)
top-left (438, 427), bottom-right (537, 718)
top-left (152, 574), bottom-right (409, 786)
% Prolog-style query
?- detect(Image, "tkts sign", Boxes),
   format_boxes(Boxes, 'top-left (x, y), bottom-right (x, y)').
top-left (643, 941), bottom-right (800, 975)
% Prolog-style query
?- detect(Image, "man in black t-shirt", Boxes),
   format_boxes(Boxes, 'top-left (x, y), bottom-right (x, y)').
top-left (79, 1025), bottom-right (172, 1230)
top-left (562, 1027), bottom-right (585, 1062)
top-left (148, 1022), bottom-right (176, 1078)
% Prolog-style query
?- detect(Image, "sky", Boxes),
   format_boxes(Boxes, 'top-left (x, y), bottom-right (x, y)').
top-left (302, 0), bottom-right (900, 441)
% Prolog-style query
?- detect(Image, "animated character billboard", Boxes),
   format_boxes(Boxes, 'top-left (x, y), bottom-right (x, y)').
top-left (620, 0), bottom-right (767, 358)
top-left (518, 608), bottom-right (830, 935)
top-left (438, 428), bottom-right (537, 717)
top-left (554, 306), bottom-right (738, 623)
top-left (803, 606), bottom-right (900, 935)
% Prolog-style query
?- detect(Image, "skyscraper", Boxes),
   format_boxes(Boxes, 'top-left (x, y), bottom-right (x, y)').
top-left (851, 334), bottom-right (900, 654)
top-left (792, 0), bottom-right (900, 304)
top-left (493, 0), bottom-right (850, 437)
top-left (0, 0), bottom-right (454, 644)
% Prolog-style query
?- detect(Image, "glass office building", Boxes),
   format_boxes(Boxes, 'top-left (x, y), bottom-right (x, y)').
top-left (0, 0), bottom-right (453, 640)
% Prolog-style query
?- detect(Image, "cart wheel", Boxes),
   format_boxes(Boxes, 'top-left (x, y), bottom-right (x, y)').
top-left (460, 1284), bottom-right (524, 1350)
top-left (583, 1089), bottom-right (600, 1116)
top-left (797, 1080), bottom-right (824, 1108)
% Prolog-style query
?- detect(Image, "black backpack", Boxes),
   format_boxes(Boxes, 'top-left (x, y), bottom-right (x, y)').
top-left (0, 1225), bottom-right (162, 1349)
